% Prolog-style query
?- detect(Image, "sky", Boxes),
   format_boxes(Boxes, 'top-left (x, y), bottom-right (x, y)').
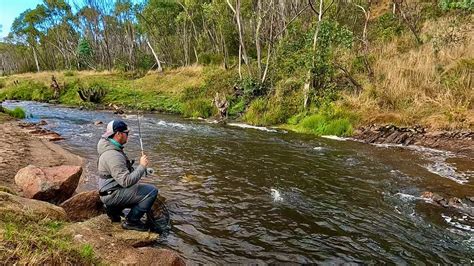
top-left (0, 0), bottom-right (46, 38)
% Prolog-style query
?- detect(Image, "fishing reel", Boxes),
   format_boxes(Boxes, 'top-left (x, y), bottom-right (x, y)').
top-left (146, 167), bottom-right (155, 175)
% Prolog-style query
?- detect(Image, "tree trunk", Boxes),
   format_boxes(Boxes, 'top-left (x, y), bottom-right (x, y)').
top-left (146, 39), bottom-right (163, 72)
top-left (255, 0), bottom-right (263, 78)
top-left (261, 1), bottom-right (275, 84)
top-left (303, 0), bottom-right (323, 109)
top-left (33, 46), bottom-right (40, 72)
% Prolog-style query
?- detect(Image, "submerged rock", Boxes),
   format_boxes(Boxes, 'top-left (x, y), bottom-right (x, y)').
top-left (0, 191), bottom-right (66, 221)
top-left (15, 165), bottom-right (82, 204)
top-left (60, 190), bottom-right (105, 222)
top-left (94, 120), bottom-right (103, 126)
top-left (61, 215), bottom-right (184, 265)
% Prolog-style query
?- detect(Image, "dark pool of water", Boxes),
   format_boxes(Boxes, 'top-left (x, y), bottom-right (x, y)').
top-left (3, 101), bottom-right (473, 264)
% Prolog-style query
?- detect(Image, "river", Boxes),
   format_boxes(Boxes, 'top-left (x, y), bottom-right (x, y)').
top-left (3, 101), bottom-right (473, 264)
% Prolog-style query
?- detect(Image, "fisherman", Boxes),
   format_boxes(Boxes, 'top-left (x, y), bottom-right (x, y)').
top-left (97, 120), bottom-right (158, 231)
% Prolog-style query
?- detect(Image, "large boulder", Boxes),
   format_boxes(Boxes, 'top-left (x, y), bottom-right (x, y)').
top-left (0, 191), bottom-right (66, 221)
top-left (15, 165), bottom-right (82, 203)
top-left (60, 215), bottom-right (185, 265)
top-left (60, 190), bottom-right (105, 222)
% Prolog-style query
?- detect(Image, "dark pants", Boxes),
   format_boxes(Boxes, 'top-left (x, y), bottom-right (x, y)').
top-left (100, 184), bottom-right (158, 221)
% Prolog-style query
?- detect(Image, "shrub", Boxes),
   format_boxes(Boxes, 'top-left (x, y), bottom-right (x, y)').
top-left (439, 0), bottom-right (474, 10)
top-left (3, 107), bottom-right (26, 119)
top-left (182, 98), bottom-right (213, 118)
top-left (371, 13), bottom-right (404, 42)
top-left (0, 81), bottom-right (53, 102)
top-left (77, 81), bottom-right (108, 103)
top-left (243, 98), bottom-right (267, 125)
top-left (228, 97), bottom-right (246, 117)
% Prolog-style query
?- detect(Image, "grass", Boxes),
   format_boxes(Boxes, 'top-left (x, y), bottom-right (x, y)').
top-left (284, 102), bottom-right (358, 136)
top-left (0, 214), bottom-right (98, 265)
top-left (342, 14), bottom-right (474, 130)
top-left (2, 107), bottom-right (26, 119)
top-left (0, 13), bottom-right (472, 133)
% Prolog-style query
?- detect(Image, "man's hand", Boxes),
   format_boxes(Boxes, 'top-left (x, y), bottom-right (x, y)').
top-left (140, 154), bottom-right (149, 167)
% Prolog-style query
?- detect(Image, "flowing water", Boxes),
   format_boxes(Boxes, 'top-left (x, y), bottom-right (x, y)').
top-left (3, 101), bottom-right (474, 264)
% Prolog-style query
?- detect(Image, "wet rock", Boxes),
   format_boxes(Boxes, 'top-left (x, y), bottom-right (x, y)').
top-left (94, 120), bottom-right (103, 126)
top-left (353, 124), bottom-right (474, 156)
top-left (467, 196), bottom-right (474, 203)
top-left (15, 165), bottom-right (82, 204)
top-left (60, 215), bottom-right (184, 265)
top-left (18, 122), bottom-right (65, 141)
top-left (59, 191), bottom-right (105, 222)
top-left (37, 120), bottom-right (48, 126)
top-left (112, 104), bottom-right (125, 114)
top-left (0, 191), bottom-right (66, 221)
top-left (448, 197), bottom-right (462, 207)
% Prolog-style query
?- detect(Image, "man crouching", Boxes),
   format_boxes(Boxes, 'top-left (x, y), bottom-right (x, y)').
top-left (97, 120), bottom-right (158, 231)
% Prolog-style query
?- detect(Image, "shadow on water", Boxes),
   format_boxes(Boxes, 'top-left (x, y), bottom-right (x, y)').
top-left (3, 101), bottom-right (473, 264)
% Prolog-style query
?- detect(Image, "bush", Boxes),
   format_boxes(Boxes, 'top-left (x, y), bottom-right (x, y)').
top-left (0, 81), bottom-right (53, 102)
top-left (371, 13), bottom-right (404, 42)
top-left (182, 98), bottom-right (213, 118)
top-left (3, 107), bottom-right (26, 119)
top-left (439, 0), bottom-right (474, 10)
top-left (228, 97), bottom-right (246, 117)
top-left (77, 81), bottom-right (108, 103)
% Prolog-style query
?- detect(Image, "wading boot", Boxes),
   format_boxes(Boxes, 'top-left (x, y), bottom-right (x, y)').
top-left (105, 205), bottom-right (124, 223)
top-left (122, 207), bottom-right (149, 232)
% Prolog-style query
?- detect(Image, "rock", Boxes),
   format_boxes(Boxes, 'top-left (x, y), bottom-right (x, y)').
top-left (15, 165), bottom-right (82, 204)
top-left (94, 120), bottom-right (103, 126)
top-left (38, 120), bottom-right (48, 126)
top-left (60, 215), bottom-right (184, 265)
top-left (0, 191), bottom-right (66, 221)
top-left (60, 191), bottom-right (105, 222)
top-left (420, 191), bottom-right (434, 199)
top-left (467, 196), bottom-right (474, 203)
top-left (448, 197), bottom-right (462, 207)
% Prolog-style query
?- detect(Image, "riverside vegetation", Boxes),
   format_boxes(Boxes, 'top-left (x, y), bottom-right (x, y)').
top-left (0, 0), bottom-right (472, 137)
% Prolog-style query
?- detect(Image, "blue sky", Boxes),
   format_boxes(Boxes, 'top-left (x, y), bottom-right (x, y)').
top-left (0, 0), bottom-right (44, 37)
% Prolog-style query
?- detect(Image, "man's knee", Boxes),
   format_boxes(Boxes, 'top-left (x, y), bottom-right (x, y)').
top-left (143, 184), bottom-right (158, 199)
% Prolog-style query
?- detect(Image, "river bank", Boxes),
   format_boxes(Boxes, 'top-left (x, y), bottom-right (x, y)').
top-left (0, 115), bottom-right (185, 265)
top-left (0, 120), bottom-right (84, 191)
top-left (352, 124), bottom-right (474, 157)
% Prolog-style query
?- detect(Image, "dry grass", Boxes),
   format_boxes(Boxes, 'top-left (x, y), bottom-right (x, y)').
top-left (133, 65), bottom-right (204, 94)
top-left (343, 15), bottom-right (474, 130)
top-left (3, 66), bottom-right (204, 95)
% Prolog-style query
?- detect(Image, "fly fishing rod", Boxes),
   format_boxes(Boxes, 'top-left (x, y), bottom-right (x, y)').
top-left (135, 94), bottom-right (155, 175)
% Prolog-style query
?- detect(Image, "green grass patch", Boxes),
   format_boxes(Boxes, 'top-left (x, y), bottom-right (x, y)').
top-left (0, 81), bottom-right (53, 102)
top-left (2, 107), bottom-right (26, 119)
top-left (286, 103), bottom-right (358, 136)
top-left (0, 214), bottom-right (99, 265)
top-left (182, 98), bottom-right (213, 118)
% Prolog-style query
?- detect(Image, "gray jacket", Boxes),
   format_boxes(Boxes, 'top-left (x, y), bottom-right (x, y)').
top-left (97, 138), bottom-right (146, 192)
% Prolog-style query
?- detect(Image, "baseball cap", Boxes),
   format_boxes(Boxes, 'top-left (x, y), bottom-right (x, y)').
top-left (102, 120), bottom-right (129, 138)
